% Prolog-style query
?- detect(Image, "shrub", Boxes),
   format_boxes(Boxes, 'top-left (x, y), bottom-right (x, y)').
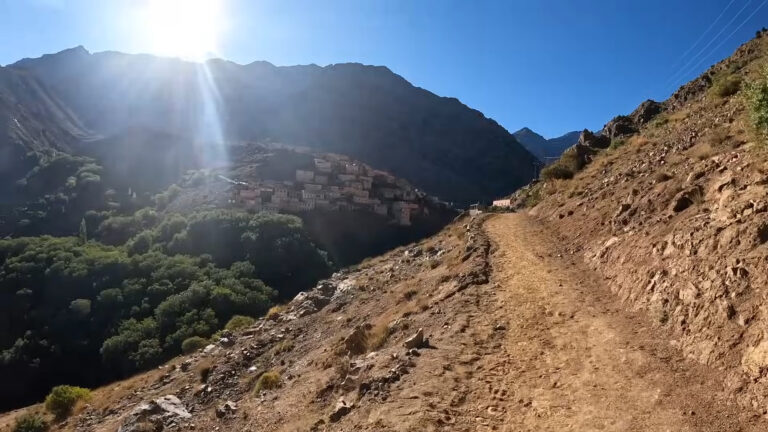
top-left (253, 371), bottom-right (281, 393)
top-left (12, 413), bottom-right (48, 432)
top-left (704, 128), bottom-right (730, 148)
top-left (746, 68), bottom-right (768, 142)
top-left (181, 336), bottom-right (208, 354)
top-left (609, 138), bottom-right (626, 150)
top-left (225, 315), bottom-right (255, 331)
top-left (44, 385), bottom-right (91, 419)
top-left (524, 185), bottom-right (543, 208)
top-left (540, 164), bottom-right (573, 180)
top-left (711, 75), bottom-right (742, 98)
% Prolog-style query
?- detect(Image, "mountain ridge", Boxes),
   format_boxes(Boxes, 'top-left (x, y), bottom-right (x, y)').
top-left (513, 126), bottom-right (580, 162)
top-left (9, 47), bottom-right (539, 206)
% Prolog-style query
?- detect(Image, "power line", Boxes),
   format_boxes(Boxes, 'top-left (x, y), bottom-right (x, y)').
top-left (664, 0), bottom-right (754, 92)
top-left (678, 0), bottom-right (768, 84)
top-left (667, 0), bottom-right (737, 71)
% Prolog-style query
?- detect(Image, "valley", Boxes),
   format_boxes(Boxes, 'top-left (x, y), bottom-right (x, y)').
top-left (4, 6), bottom-right (768, 432)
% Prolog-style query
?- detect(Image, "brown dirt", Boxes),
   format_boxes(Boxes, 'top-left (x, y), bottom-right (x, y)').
top-left (2, 214), bottom-right (765, 431)
top-left (481, 214), bottom-right (762, 431)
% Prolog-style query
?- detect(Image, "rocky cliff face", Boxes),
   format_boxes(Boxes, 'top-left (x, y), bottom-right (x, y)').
top-left (525, 31), bottom-right (768, 412)
top-left (11, 48), bottom-right (538, 206)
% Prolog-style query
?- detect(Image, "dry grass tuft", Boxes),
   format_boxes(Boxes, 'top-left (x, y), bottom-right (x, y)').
top-left (364, 324), bottom-right (390, 352)
top-left (196, 358), bottom-right (214, 383)
top-left (690, 143), bottom-right (715, 161)
top-left (271, 340), bottom-right (294, 356)
top-left (253, 371), bottom-right (281, 394)
top-left (266, 305), bottom-right (287, 321)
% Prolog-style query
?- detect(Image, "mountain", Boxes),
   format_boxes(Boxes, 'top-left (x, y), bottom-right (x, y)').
top-left (513, 127), bottom-right (579, 162)
top-left (0, 66), bottom-right (92, 201)
top-left (7, 26), bottom-right (768, 432)
top-left (10, 47), bottom-right (538, 206)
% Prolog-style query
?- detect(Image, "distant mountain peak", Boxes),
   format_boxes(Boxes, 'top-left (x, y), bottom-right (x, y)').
top-left (513, 127), bottom-right (580, 162)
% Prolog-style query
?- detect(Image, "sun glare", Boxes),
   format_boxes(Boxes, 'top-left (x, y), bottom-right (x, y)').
top-left (137, 0), bottom-right (225, 61)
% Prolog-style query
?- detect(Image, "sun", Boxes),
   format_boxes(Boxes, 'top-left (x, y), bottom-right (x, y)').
top-left (137, 0), bottom-right (225, 61)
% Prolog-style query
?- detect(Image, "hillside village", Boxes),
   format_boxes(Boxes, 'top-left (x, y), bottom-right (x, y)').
top-left (228, 152), bottom-right (446, 226)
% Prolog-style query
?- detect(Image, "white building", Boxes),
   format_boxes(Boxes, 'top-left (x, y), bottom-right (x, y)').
top-left (314, 158), bottom-right (332, 173)
top-left (296, 170), bottom-right (315, 182)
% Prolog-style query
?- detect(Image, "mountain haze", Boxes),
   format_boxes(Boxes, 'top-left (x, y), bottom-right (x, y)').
top-left (10, 47), bottom-right (538, 205)
top-left (513, 127), bottom-right (579, 162)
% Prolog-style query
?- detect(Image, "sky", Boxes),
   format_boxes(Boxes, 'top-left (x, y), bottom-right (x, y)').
top-left (1, 0), bottom-right (768, 138)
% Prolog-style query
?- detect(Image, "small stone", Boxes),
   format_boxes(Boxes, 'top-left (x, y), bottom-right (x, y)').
top-left (215, 401), bottom-right (237, 418)
top-left (403, 328), bottom-right (425, 349)
top-left (329, 398), bottom-right (354, 422)
top-left (407, 348), bottom-right (421, 357)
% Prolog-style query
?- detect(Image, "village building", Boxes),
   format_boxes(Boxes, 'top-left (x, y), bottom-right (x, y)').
top-left (296, 170), bottom-right (314, 183)
top-left (314, 158), bottom-right (332, 173)
top-left (227, 151), bottom-right (434, 224)
top-left (358, 176), bottom-right (373, 190)
top-left (343, 163), bottom-right (361, 175)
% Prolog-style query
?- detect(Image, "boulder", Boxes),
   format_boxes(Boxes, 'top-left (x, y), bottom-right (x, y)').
top-left (316, 280), bottom-right (337, 297)
top-left (601, 116), bottom-right (637, 140)
top-left (742, 341), bottom-right (768, 379)
top-left (629, 99), bottom-right (663, 125)
top-left (577, 129), bottom-right (610, 149)
top-left (118, 395), bottom-right (191, 432)
top-left (344, 324), bottom-right (372, 355)
top-left (403, 328), bottom-right (425, 349)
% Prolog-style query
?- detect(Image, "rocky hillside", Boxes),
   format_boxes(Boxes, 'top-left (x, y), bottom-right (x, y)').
top-left (0, 66), bottom-right (91, 201)
top-left (10, 47), bottom-right (538, 205)
top-left (513, 127), bottom-right (579, 162)
top-left (0, 214), bottom-right (493, 432)
top-left (516, 30), bottom-right (768, 413)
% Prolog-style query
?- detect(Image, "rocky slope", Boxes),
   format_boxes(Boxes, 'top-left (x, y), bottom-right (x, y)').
top-left (0, 214), bottom-right (494, 432)
top-left (0, 66), bottom-right (91, 201)
top-left (10, 47), bottom-right (538, 206)
top-left (519, 30), bottom-right (768, 413)
top-left (513, 127), bottom-right (579, 162)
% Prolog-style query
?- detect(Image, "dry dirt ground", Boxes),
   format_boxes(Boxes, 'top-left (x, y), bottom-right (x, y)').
top-left (475, 214), bottom-right (763, 431)
top-left (4, 214), bottom-right (765, 431)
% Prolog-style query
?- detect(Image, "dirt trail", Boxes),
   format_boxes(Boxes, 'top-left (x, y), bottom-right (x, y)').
top-left (448, 213), bottom-right (761, 431)
top-left (3, 213), bottom-right (763, 431)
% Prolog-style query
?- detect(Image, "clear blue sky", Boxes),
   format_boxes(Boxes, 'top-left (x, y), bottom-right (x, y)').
top-left (2, 0), bottom-right (768, 137)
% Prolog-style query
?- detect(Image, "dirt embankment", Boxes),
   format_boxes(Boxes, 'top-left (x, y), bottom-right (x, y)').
top-left (528, 32), bottom-right (768, 415)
